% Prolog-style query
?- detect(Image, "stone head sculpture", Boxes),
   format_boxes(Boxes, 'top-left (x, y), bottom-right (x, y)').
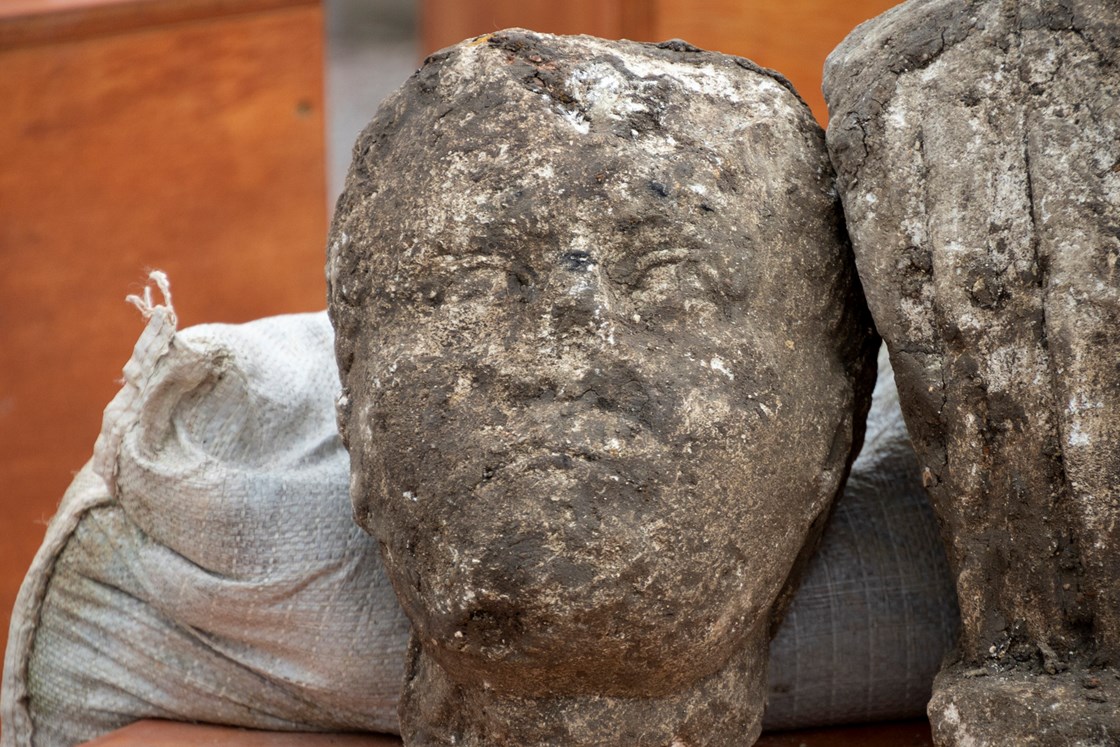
top-left (328, 30), bottom-right (877, 746)
top-left (825, 1), bottom-right (1120, 744)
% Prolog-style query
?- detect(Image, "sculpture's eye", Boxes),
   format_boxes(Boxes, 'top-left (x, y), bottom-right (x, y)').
top-left (624, 247), bottom-right (723, 321)
top-left (631, 248), bottom-right (689, 292)
top-left (441, 255), bottom-right (510, 303)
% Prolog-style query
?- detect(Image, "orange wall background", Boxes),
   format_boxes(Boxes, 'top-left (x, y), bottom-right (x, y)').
top-left (0, 0), bottom-right (328, 659)
top-left (421, 0), bottom-right (901, 122)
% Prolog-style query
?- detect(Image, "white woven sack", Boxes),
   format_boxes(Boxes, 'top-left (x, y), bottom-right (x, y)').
top-left (3, 275), bottom-right (956, 744)
top-left (763, 347), bottom-right (960, 729)
top-left (1, 275), bottom-right (409, 747)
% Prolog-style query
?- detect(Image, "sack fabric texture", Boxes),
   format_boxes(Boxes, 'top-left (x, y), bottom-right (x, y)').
top-left (2, 278), bottom-right (957, 745)
top-left (1, 279), bottom-right (409, 747)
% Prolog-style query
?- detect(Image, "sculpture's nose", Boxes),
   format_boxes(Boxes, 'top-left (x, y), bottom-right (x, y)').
top-left (512, 250), bottom-right (662, 423)
top-left (548, 249), bottom-right (612, 335)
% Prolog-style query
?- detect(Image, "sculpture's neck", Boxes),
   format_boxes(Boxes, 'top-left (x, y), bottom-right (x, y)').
top-left (398, 627), bottom-right (769, 747)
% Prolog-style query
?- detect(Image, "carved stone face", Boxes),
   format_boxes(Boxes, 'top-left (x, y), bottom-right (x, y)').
top-left (329, 30), bottom-right (876, 745)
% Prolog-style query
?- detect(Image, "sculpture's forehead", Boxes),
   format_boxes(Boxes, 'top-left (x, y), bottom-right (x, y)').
top-left (434, 33), bottom-right (801, 142)
top-left (391, 138), bottom-right (761, 274)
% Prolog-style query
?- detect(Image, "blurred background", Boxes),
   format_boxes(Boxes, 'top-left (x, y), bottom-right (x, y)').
top-left (0, 0), bottom-right (899, 659)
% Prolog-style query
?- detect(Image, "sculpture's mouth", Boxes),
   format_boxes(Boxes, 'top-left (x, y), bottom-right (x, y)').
top-left (469, 430), bottom-right (674, 501)
top-left (469, 402), bottom-right (676, 476)
top-left (494, 447), bottom-right (632, 482)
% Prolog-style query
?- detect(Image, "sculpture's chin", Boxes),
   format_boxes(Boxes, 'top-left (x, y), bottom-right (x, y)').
top-left (397, 526), bottom-right (756, 699)
top-left (415, 603), bottom-right (739, 699)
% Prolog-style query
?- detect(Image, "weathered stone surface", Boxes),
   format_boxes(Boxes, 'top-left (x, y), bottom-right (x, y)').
top-left (824, 1), bottom-right (1120, 744)
top-left (929, 666), bottom-right (1120, 747)
top-left (329, 29), bottom-right (877, 746)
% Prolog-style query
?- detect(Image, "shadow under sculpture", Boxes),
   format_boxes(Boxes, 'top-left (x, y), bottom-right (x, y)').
top-left (328, 30), bottom-right (878, 746)
top-left (824, 0), bottom-right (1120, 744)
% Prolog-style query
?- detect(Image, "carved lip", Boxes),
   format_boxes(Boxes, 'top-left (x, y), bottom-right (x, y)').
top-left (477, 423), bottom-right (668, 487)
top-left (494, 405), bottom-right (665, 448)
top-left (476, 449), bottom-right (636, 492)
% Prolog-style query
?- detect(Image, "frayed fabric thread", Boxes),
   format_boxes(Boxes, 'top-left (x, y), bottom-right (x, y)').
top-left (125, 270), bottom-right (174, 321)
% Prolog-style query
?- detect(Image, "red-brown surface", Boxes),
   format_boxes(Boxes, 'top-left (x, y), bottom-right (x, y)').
top-left (83, 719), bottom-right (934, 746)
top-left (82, 721), bottom-right (399, 746)
top-left (0, 0), bottom-right (319, 47)
top-left (420, 0), bottom-right (900, 122)
top-left (0, 0), bottom-right (327, 658)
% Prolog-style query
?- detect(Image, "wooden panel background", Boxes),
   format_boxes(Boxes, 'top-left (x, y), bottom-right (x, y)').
top-left (422, 0), bottom-right (654, 57)
top-left (0, 0), bottom-right (327, 659)
top-left (421, 0), bottom-right (901, 122)
top-left (0, 0), bottom-right (321, 47)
